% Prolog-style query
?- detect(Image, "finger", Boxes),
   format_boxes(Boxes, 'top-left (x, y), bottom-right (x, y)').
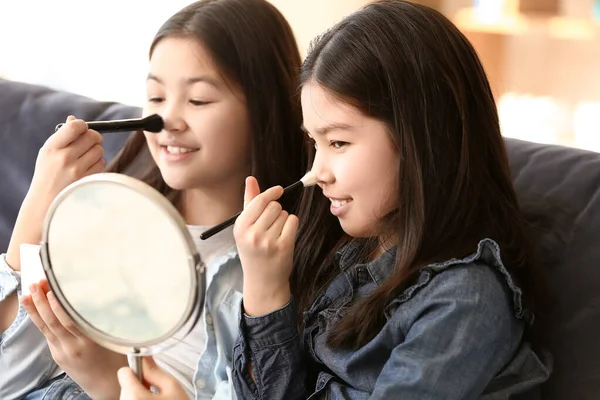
top-left (117, 367), bottom-right (150, 399)
top-left (86, 155), bottom-right (106, 175)
top-left (46, 291), bottom-right (83, 337)
top-left (252, 201), bottom-right (283, 232)
top-left (49, 119), bottom-right (90, 149)
top-left (38, 279), bottom-right (51, 294)
top-left (280, 214), bottom-right (299, 241)
top-left (238, 186), bottom-right (285, 228)
top-left (243, 176), bottom-right (261, 209)
top-left (20, 291), bottom-right (60, 346)
top-left (140, 356), bottom-right (178, 391)
top-left (268, 210), bottom-right (289, 237)
top-left (70, 130), bottom-right (103, 159)
top-left (29, 282), bottom-right (77, 342)
top-left (76, 143), bottom-right (105, 172)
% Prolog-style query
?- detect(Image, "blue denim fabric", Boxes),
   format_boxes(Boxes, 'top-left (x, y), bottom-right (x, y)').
top-left (232, 239), bottom-right (552, 399)
top-left (187, 246), bottom-right (244, 400)
top-left (22, 373), bottom-right (91, 400)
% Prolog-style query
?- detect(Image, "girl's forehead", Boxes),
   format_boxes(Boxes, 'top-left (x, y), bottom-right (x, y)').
top-left (148, 37), bottom-right (248, 96)
top-left (150, 37), bottom-right (220, 78)
top-left (301, 84), bottom-right (363, 127)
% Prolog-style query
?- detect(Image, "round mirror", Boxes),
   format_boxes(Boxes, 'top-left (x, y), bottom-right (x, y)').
top-left (40, 173), bottom-right (205, 379)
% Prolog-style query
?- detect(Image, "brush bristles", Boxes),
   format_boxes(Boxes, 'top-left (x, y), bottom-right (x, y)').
top-left (300, 171), bottom-right (317, 187)
top-left (143, 114), bottom-right (164, 133)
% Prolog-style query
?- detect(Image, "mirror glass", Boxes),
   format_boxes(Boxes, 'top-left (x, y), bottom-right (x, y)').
top-left (41, 173), bottom-right (203, 354)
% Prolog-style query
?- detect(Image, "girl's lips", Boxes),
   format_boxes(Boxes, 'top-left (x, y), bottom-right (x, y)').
top-left (329, 198), bottom-right (353, 217)
top-left (160, 145), bottom-right (199, 162)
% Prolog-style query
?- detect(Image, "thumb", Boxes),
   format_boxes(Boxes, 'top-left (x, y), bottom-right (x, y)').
top-left (117, 366), bottom-right (149, 399)
top-left (243, 176), bottom-right (261, 209)
top-left (139, 356), bottom-right (178, 391)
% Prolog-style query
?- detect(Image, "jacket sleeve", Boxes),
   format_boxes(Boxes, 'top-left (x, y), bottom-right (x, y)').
top-left (231, 299), bottom-right (307, 400)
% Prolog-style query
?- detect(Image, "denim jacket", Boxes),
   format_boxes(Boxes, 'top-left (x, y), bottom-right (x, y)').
top-left (174, 243), bottom-right (244, 400)
top-left (232, 239), bottom-right (552, 400)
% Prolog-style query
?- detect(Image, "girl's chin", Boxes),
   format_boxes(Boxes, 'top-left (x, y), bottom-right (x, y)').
top-left (339, 222), bottom-right (370, 238)
top-left (160, 174), bottom-right (195, 191)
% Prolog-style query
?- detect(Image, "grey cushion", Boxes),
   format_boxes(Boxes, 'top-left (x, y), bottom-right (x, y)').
top-left (506, 139), bottom-right (600, 399)
top-left (0, 79), bottom-right (140, 252)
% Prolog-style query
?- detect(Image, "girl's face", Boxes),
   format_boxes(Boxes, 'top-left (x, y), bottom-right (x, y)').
top-left (301, 81), bottom-right (398, 238)
top-left (143, 37), bottom-right (252, 192)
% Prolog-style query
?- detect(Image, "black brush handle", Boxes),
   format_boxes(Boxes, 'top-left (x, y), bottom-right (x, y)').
top-left (55, 117), bottom-right (146, 133)
top-left (200, 180), bottom-right (303, 240)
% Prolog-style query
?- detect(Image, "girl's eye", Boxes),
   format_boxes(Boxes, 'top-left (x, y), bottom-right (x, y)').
top-left (330, 141), bottom-right (348, 149)
top-left (148, 97), bottom-right (164, 104)
top-left (190, 100), bottom-right (210, 106)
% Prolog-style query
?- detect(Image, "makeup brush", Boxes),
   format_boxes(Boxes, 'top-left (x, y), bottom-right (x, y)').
top-left (200, 171), bottom-right (317, 240)
top-left (54, 114), bottom-right (164, 134)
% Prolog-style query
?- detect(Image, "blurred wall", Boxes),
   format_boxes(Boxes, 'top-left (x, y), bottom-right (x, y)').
top-left (0, 0), bottom-right (369, 106)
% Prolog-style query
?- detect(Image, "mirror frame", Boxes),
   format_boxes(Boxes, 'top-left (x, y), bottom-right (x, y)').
top-left (39, 173), bottom-right (206, 354)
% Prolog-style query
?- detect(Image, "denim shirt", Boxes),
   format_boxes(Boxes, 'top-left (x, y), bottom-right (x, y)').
top-left (189, 244), bottom-right (244, 400)
top-left (232, 239), bottom-right (552, 400)
top-left (0, 242), bottom-right (243, 400)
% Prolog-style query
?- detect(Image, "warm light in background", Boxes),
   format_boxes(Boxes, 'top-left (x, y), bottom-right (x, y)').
top-left (441, 0), bottom-right (600, 152)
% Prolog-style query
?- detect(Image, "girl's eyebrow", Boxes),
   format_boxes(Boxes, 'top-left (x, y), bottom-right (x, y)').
top-left (300, 122), bottom-right (354, 136)
top-left (146, 73), bottom-right (221, 89)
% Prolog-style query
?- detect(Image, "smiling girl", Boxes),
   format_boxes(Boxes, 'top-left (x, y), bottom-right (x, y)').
top-left (229, 1), bottom-right (551, 399)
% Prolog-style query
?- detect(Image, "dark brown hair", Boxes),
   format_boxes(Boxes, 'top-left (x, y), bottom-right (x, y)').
top-left (107, 0), bottom-right (307, 211)
top-left (292, 0), bottom-right (543, 349)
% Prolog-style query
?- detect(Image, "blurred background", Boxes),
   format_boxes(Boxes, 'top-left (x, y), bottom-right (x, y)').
top-left (1, 0), bottom-right (598, 152)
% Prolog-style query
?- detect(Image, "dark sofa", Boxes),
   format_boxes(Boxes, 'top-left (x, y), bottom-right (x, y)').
top-left (1, 78), bottom-right (598, 399)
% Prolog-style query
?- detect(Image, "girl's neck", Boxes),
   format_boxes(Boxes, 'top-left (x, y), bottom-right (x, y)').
top-left (370, 234), bottom-right (397, 261)
top-left (179, 183), bottom-right (244, 226)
